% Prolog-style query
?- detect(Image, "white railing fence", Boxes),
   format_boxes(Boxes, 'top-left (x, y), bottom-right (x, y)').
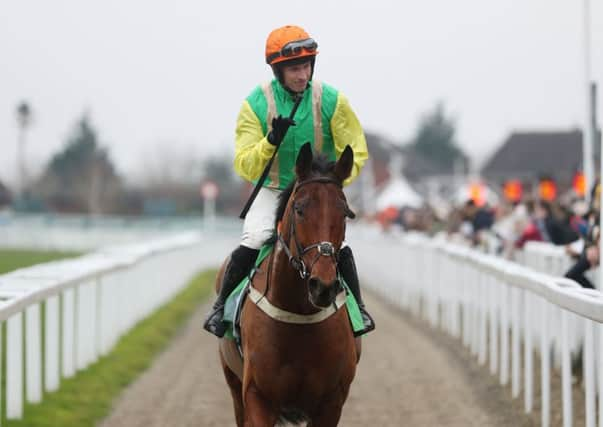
top-left (5, 217), bottom-right (602, 426)
top-left (351, 227), bottom-right (603, 427)
top-left (0, 230), bottom-right (237, 424)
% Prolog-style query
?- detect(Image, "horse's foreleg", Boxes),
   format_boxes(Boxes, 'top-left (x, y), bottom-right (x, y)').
top-left (243, 383), bottom-right (278, 427)
top-left (309, 406), bottom-right (344, 427)
top-left (220, 352), bottom-right (244, 427)
top-left (309, 385), bottom-right (349, 427)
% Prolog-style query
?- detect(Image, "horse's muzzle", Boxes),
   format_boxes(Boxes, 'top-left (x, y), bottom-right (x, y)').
top-left (308, 277), bottom-right (340, 308)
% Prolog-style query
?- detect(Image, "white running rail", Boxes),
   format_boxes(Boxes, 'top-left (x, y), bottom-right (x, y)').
top-left (352, 228), bottom-right (603, 427)
top-left (5, 218), bottom-right (601, 426)
top-left (0, 231), bottom-right (237, 424)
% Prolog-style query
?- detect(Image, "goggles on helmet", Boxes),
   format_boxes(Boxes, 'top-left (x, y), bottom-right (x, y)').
top-left (266, 38), bottom-right (318, 64)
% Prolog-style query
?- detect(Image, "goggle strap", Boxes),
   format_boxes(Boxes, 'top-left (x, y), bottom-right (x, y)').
top-left (266, 38), bottom-right (317, 64)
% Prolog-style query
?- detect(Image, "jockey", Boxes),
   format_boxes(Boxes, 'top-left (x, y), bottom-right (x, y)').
top-left (203, 25), bottom-right (375, 337)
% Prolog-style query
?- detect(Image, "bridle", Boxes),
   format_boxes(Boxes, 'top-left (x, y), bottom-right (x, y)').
top-left (247, 173), bottom-right (354, 325)
top-left (277, 176), bottom-right (343, 280)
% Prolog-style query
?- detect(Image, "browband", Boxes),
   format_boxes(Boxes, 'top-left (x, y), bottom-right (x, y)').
top-left (295, 176), bottom-right (341, 191)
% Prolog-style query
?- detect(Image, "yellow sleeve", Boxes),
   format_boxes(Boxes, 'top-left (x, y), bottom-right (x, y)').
top-left (330, 93), bottom-right (369, 186)
top-left (233, 100), bottom-right (276, 182)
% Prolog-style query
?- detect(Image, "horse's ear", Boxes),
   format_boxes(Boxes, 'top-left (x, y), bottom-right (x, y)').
top-left (296, 142), bottom-right (313, 180)
top-left (334, 145), bottom-right (354, 183)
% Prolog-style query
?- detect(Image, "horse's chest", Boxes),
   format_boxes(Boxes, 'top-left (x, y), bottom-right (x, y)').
top-left (243, 310), bottom-right (356, 401)
top-left (251, 347), bottom-right (351, 403)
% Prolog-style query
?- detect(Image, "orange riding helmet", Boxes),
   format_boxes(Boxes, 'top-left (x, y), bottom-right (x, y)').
top-left (265, 25), bottom-right (319, 66)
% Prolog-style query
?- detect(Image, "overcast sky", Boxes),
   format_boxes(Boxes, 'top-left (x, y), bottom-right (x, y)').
top-left (1, 0), bottom-right (602, 186)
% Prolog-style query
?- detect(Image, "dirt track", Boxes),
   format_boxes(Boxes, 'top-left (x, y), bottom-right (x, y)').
top-left (99, 292), bottom-right (537, 427)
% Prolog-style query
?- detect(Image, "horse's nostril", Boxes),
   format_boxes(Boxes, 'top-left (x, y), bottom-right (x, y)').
top-left (308, 277), bottom-right (338, 308)
top-left (308, 278), bottom-right (322, 296)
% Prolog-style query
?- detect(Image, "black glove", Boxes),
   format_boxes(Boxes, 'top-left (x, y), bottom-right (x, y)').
top-left (267, 115), bottom-right (296, 147)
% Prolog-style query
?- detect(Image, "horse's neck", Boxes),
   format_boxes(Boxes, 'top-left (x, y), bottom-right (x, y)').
top-left (265, 242), bottom-right (320, 315)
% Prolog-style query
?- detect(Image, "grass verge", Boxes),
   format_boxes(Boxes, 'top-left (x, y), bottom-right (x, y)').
top-left (0, 249), bottom-right (80, 275)
top-left (5, 269), bottom-right (216, 427)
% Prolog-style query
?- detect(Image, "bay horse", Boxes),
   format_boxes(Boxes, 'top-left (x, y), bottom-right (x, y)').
top-left (217, 143), bottom-right (361, 426)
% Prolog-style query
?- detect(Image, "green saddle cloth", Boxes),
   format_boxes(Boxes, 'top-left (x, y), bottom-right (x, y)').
top-left (222, 243), bottom-right (365, 340)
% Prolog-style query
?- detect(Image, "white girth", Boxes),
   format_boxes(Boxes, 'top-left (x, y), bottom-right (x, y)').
top-left (248, 286), bottom-right (347, 324)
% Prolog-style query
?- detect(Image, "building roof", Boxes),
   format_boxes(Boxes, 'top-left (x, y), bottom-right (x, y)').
top-left (401, 146), bottom-right (449, 181)
top-left (364, 131), bottom-right (399, 163)
top-left (481, 129), bottom-right (583, 182)
top-left (364, 131), bottom-right (400, 186)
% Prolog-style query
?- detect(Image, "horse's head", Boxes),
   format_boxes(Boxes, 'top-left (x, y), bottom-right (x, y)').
top-left (278, 143), bottom-right (356, 309)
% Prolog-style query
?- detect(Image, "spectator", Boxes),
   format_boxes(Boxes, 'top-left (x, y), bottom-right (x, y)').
top-left (544, 201), bottom-right (579, 245)
top-left (515, 200), bottom-right (578, 248)
top-left (456, 199), bottom-right (495, 246)
top-left (564, 181), bottom-right (600, 289)
top-left (514, 200), bottom-right (543, 248)
top-left (492, 202), bottom-right (528, 258)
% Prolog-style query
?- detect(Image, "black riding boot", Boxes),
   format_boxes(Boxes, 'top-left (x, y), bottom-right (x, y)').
top-left (203, 245), bottom-right (259, 337)
top-left (339, 246), bottom-right (375, 336)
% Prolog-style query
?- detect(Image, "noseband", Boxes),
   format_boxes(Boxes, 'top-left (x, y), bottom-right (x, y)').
top-left (278, 177), bottom-right (341, 280)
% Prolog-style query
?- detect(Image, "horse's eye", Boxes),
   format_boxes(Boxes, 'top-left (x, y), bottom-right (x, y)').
top-left (294, 202), bottom-right (305, 217)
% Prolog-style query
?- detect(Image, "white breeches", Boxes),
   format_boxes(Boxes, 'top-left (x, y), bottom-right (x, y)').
top-left (241, 187), bottom-right (281, 250)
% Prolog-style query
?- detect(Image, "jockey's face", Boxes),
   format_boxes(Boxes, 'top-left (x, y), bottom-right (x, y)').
top-left (281, 61), bottom-right (312, 93)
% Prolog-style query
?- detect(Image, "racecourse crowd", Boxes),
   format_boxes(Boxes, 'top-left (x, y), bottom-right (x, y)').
top-left (372, 180), bottom-right (602, 291)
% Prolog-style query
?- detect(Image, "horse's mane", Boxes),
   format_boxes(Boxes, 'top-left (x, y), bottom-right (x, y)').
top-left (263, 153), bottom-right (336, 246)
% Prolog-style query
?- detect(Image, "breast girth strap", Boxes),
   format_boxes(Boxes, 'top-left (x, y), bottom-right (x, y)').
top-left (248, 286), bottom-right (347, 324)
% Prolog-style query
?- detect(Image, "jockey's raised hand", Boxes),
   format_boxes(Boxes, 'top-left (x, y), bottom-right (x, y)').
top-left (268, 115), bottom-right (296, 147)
